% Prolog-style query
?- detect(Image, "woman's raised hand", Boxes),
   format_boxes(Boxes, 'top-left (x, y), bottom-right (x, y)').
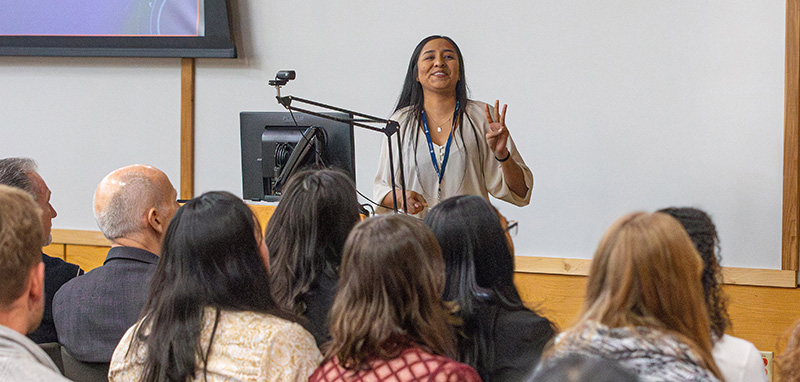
top-left (484, 100), bottom-right (511, 159)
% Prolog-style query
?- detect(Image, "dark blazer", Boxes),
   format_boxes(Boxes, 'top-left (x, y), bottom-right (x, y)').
top-left (28, 253), bottom-right (83, 344)
top-left (471, 303), bottom-right (555, 382)
top-left (52, 246), bottom-right (158, 363)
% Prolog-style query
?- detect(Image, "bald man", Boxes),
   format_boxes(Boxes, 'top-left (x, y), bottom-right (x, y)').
top-left (53, 165), bottom-right (179, 363)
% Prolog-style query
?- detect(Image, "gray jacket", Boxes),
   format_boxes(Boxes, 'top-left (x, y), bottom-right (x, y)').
top-left (0, 324), bottom-right (70, 381)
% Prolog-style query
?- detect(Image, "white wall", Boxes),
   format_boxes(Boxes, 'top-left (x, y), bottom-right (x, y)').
top-left (0, 1), bottom-right (785, 269)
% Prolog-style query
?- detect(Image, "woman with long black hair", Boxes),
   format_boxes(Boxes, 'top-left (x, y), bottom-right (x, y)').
top-left (373, 35), bottom-right (533, 217)
top-left (266, 169), bottom-right (361, 346)
top-left (424, 195), bottom-right (554, 382)
top-left (109, 191), bottom-right (322, 382)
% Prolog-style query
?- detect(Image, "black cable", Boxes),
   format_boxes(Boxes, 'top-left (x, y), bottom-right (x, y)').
top-left (356, 189), bottom-right (399, 213)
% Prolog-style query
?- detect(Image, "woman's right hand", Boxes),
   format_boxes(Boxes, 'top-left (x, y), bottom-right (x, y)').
top-left (382, 189), bottom-right (428, 215)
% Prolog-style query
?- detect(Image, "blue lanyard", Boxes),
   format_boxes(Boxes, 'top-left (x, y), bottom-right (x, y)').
top-left (421, 102), bottom-right (459, 185)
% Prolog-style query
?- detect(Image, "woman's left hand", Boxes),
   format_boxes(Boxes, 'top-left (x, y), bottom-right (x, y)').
top-left (484, 100), bottom-right (511, 159)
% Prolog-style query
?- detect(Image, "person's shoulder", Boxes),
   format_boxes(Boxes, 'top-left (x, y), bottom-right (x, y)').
top-left (2, 359), bottom-right (71, 382)
top-left (231, 311), bottom-right (317, 344)
top-left (713, 334), bottom-right (764, 371)
top-left (463, 99), bottom-right (488, 113)
top-left (390, 106), bottom-right (415, 123)
top-left (41, 253), bottom-right (83, 277)
top-left (432, 357), bottom-right (481, 382)
top-left (496, 306), bottom-right (554, 331)
top-left (714, 333), bottom-right (759, 353)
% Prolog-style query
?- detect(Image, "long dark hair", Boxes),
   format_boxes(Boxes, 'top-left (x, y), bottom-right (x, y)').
top-left (395, 35), bottom-right (469, 120)
top-left (132, 191), bottom-right (293, 382)
top-left (394, 36), bottom-right (486, 195)
top-left (326, 214), bottom-right (456, 370)
top-left (424, 195), bottom-right (537, 367)
top-left (266, 169), bottom-right (361, 314)
top-left (658, 207), bottom-right (730, 339)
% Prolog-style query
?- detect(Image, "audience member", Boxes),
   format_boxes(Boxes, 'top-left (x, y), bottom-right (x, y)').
top-left (0, 157), bottom-right (83, 344)
top-left (309, 214), bottom-right (481, 382)
top-left (540, 212), bottom-right (723, 382)
top-left (425, 195), bottom-right (555, 382)
top-left (52, 164), bottom-right (178, 362)
top-left (266, 169), bottom-right (361, 345)
top-left (530, 354), bottom-right (639, 382)
top-left (776, 320), bottom-right (800, 382)
top-left (0, 185), bottom-right (70, 380)
top-left (109, 191), bottom-right (321, 382)
top-left (659, 207), bottom-right (766, 382)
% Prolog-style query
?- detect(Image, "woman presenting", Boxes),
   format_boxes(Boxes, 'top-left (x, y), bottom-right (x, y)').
top-left (373, 35), bottom-right (533, 216)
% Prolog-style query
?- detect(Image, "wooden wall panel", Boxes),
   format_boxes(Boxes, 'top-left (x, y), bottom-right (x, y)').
top-left (42, 243), bottom-right (65, 260)
top-left (65, 245), bottom-right (108, 272)
top-left (515, 272), bottom-right (800, 355)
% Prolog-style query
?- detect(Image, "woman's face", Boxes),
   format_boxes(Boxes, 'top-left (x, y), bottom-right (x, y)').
top-left (416, 38), bottom-right (460, 96)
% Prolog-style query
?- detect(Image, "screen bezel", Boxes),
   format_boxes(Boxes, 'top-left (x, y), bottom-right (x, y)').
top-left (0, 0), bottom-right (235, 58)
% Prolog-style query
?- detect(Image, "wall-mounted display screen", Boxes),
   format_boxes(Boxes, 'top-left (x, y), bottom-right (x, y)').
top-left (0, 0), bottom-right (234, 57)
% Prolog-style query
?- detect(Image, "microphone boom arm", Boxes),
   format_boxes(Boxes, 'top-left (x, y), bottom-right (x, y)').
top-left (273, 92), bottom-right (407, 214)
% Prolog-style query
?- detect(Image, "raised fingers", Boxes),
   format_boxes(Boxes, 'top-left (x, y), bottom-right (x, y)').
top-left (484, 103), bottom-right (493, 122)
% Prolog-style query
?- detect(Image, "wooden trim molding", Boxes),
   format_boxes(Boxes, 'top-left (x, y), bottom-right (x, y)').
top-left (49, 227), bottom-right (798, 288)
top-left (515, 256), bottom-right (798, 288)
top-left (180, 57), bottom-right (195, 200)
top-left (51, 229), bottom-right (111, 247)
top-left (784, 0), bottom-right (800, 271)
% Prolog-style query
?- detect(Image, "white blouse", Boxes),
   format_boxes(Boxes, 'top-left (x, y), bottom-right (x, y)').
top-left (373, 100), bottom-right (533, 217)
top-left (109, 308), bottom-right (322, 382)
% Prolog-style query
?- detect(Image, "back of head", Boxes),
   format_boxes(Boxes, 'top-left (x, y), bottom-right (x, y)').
top-left (148, 191), bottom-right (276, 314)
top-left (0, 185), bottom-right (43, 308)
top-left (0, 158), bottom-right (37, 197)
top-left (658, 207), bottom-right (729, 338)
top-left (266, 168), bottom-right (361, 313)
top-left (327, 214), bottom-right (455, 369)
top-left (533, 354), bottom-right (639, 382)
top-left (137, 191), bottom-right (285, 382)
top-left (93, 165), bottom-right (173, 240)
top-left (424, 195), bottom-right (519, 312)
top-left (580, 211), bottom-right (720, 378)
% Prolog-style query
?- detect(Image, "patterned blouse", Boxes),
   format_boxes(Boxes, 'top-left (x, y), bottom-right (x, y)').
top-left (543, 321), bottom-right (720, 382)
top-left (309, 346), bottom-right (482, 382)
top-left (109, 308), bottom-right (322, 382)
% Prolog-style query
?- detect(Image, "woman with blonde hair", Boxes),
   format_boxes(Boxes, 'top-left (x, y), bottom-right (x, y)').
top-left (309, 214), bottom-right (480, 382)
top-left (540, 212), bottom-right (723, 382)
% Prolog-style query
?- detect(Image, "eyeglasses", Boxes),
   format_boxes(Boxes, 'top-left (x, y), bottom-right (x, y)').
top-left (505, 220), bottom-right (518, 237)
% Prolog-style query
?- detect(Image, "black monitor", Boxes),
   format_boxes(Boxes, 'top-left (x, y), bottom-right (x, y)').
top-left (240, 111), bottom-right (355, 201)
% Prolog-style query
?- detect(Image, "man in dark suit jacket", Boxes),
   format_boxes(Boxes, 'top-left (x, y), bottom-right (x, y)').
top-left (53, 164), bottom-right (179, 363)
top-left (0, 157), bottom-right (84, 344)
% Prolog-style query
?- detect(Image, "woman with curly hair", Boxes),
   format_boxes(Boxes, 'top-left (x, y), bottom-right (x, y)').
top-left (659, 207), bottom-right (766, 382)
